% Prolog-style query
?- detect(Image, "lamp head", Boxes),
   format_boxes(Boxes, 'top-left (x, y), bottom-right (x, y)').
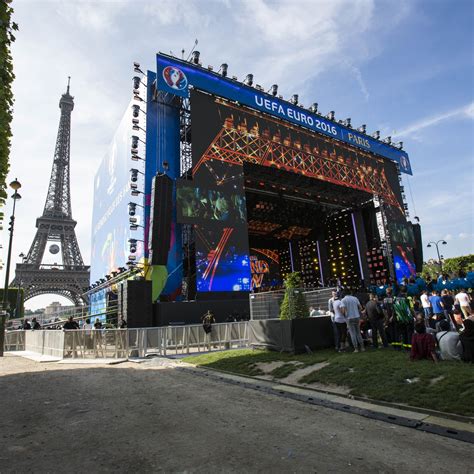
top-left (427, 243), bottom-right (432, 248)
top-left (442, 240), bottom-right (447, 245)
top-left (10, 178), bottom-right (21, 191)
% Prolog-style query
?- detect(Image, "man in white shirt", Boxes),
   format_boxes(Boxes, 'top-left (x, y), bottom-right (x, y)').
top-left (455, 289), bottom-right (472, 318)
top-left (340, 291), bottom-right (365, 352)
top-left (420, 290), bottom-right (431, 321)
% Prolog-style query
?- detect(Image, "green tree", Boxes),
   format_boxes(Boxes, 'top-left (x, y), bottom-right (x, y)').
top-left (279, 272), bottom-right (309, 320)
top-left (0, 0), bottom-right (18, 217)
top-left (421, 254), bottom-right (474, 279)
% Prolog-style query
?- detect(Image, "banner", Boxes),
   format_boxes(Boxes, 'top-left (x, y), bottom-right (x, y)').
top-left (157, 53), bottom-right (412, 175)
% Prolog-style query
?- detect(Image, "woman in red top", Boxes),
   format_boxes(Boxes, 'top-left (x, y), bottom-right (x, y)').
top-left (410, 322), bottom-right (437, 362)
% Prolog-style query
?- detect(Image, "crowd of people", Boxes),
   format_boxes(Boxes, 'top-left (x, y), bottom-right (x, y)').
top-left (15, 315), bottom-right (128, 331)
top-left (327, 286), bottom-right (474, 363)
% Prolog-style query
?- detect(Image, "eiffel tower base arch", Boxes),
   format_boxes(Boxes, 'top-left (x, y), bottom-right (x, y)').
top-left (11, 265), bottom-right (90, 306)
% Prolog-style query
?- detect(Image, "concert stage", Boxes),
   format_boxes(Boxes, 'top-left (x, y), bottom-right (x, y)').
top-left (88, 52), bottom-right (422, 325)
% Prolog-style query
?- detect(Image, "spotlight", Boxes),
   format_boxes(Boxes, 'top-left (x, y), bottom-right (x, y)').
top-left (106, 274), bottom-right (112, 280)
top-left (131, 135), bottom-right (139, 150)
top-left (344, 118), bottom-right (352, 128)
top-left (191, 50), bottom-right (200, 65)
top-left (326, 111), bottom-right (335, 121)
top-left (119, 267), bottom-right (127, 273)
top-left (396, 141), bottom-right (403, 149)
top-left (130, 224), bottom-right (138, 231)
top-left (128, 255), bottom-right (137, 261)
top-left (372, 130), bottom-right (380, 139)
top-left (132, 104), bottom-right (140, 118)
top-left (129, 238), bottom-right (137, 253)
top-left (129, 216), bottom-right (137, 224)
top-left (207, 65), bottom-right (213, 71)
top-left (309, 103), bottom-right (318, 113)
top-left (357, 124), bottom-right (366, 133)
top-left (383, 136), bottom-right (392, 144)
top-left (271, 84), bottom-right (278, 96)
top-left (133, 62), bottom-right (144, 74)
top-left (244, 74), bottom-right (253, 86)
top-left (130, 168), bottom-right (139, 182)
top-left (132, 76), bottom-right (141, 91)
top-left (128, 202), bottom-right (137, 216)
top-left (131, 190), bottom-right (140, 197)
top-left (414, 216), bottom-right (420, 222)
top-left (220, 63), bottom-right (228, 77)
top-left (100, 278), bottom-right (106, 284)
top-left (290, 94), bottom-right (298, 105)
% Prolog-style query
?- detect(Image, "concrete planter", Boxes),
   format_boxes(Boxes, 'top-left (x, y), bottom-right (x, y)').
top-left (249, 317), bottom-right (333, 354)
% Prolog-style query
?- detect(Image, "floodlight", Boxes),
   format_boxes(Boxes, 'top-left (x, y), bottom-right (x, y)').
top-left (244, 74), bottom-right (253, 86)
top-left (271, 84), bottom-right (278, 96)
top-left (220, 63), bottom-right (228, 77)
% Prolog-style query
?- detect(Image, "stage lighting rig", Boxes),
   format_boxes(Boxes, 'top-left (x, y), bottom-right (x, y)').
top-left (357, 124), bottom-right (366, 133)
top-left (326, 111), bottom-right (335, 121)
top-left (191, 50), bottom-right (200, 65)
top-left (309, 103), bottom-right (318, 113)
top-left (130, 168), bottom-right (144, 183)
top-left (244, 74), bottom-right (253, 86)
top-left (129, 239), bottom-right (138, 253)
top-left (131, 150), bottom-right (145, 162)
top-left (371, 130), bottom-right (380, 140)
top-left (290, 94), bottom-right (299, 105)
top-left (383, 136), bottom-right (392, 145)
top-left (270, 84), bottom-right (278, 96)
top-left (219, 63), bottom-right (228, 77)
top-left (133, 62), bottom-right (144, 74)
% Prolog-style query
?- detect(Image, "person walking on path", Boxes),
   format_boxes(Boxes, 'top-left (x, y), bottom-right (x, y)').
top-left (340, 291), bottom-right (365, 352)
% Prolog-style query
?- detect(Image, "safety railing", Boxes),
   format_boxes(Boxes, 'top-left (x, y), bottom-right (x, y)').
top-left (3, 330), bottom-right (25, 351)
top-left (4, 322), bottom-right (250, 359)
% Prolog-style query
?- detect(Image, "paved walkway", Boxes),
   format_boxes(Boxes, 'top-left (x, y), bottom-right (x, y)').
top-left (0, 355), bottom-right (472, 472)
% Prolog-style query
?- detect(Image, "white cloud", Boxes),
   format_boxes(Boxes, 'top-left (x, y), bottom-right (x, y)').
top-left (393, 102), bottom-right (474, 138)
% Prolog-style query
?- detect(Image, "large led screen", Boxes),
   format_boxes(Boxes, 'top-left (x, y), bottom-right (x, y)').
top-left (90, 103), bottom-right (145, 283)
top-left (191, 91), bottom-right (410, 291)
top-left (176, 179), bottom-right (246, 224)
top-left (195, 224), bottom-right (251, 292)
top-left (191, 91), bottom-right (405, 212)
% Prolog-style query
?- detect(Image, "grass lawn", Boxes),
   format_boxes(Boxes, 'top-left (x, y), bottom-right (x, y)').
top-left (186, 348), bottom-right (474, 417)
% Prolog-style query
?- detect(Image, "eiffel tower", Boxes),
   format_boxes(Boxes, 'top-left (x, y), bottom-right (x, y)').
top-left (11, 79), bottom-right (90, 305)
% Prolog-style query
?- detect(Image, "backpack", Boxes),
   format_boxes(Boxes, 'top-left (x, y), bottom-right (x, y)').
top-left (393, 297), bottom-right (413, 324)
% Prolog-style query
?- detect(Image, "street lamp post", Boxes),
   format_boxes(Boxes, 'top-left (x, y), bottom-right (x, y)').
top-left (14, 252), bottom-right (26, 319)
top-left (0, 178), bottom-right (22, 357)
top-left (427, 240), bottom-right (447, 273)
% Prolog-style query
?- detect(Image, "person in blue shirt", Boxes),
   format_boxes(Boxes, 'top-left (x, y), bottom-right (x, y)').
top-left (428, 290), bottom-right (445, 329)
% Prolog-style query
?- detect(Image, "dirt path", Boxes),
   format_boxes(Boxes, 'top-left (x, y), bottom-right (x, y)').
top-left (0, 355), bottom-right (472, 473)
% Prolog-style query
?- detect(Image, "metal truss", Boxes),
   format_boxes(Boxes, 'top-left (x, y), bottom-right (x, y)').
top-left (193, 114), bottom-right (402, 210)
top-left (11, 84), bottom-right (90, 304)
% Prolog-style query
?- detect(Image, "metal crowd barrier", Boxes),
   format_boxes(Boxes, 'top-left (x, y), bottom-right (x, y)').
top-left (4, 322), bottom-right (250, 359)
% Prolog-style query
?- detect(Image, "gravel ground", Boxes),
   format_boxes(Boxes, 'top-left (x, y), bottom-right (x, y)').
top-left (0, 355), bottom-right (472, 473)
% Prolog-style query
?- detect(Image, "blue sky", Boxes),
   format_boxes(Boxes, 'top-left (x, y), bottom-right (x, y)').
top-left (2, 0), bottom-right (473, 309)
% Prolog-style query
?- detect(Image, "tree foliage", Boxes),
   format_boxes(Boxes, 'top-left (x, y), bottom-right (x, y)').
top-left (0, 0), bottom-right (17, 216)
top-left (421, 254), bottom-right (474, 279)
top-left (279, 272), bottom-right (309, 320)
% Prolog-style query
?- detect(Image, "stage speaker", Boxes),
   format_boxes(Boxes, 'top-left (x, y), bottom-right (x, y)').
top-left (149, 173), bottom-right (173, 265)
top-left (119, 280), bottom-right (153, 328)
top-left (412, 223), bottom-right (423, 272)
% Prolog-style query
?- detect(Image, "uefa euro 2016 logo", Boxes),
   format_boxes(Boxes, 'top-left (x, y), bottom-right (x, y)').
top-left (162, 66), bottom-right (188, 91)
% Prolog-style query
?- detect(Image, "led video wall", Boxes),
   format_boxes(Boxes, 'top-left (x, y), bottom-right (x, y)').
top-left (90, 102), bottom-right (144, 283)
top-left (187, 90), bottom-right (414, 290)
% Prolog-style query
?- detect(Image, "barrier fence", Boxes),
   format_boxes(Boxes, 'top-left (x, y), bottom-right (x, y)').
top-left (4, 321), bottom-right (250, 359)
top-left (249, 287), bottom-right (335, 320)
